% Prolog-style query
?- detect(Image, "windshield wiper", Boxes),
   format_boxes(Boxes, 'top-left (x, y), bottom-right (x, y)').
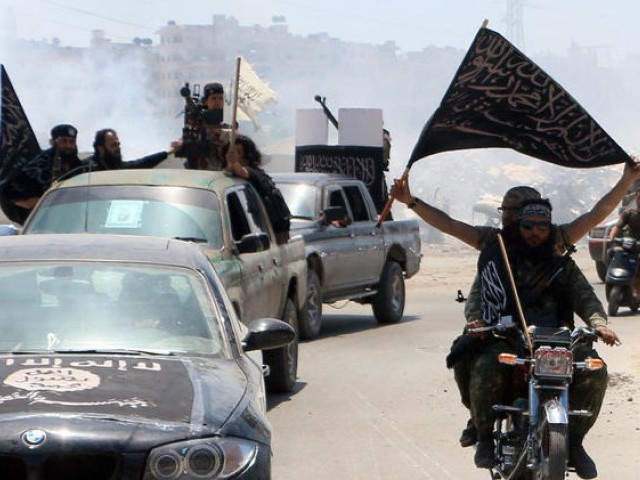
top-left (173, 236), bottom-right (208, 243)
top-left (51, 348), bottom-right (177, 356)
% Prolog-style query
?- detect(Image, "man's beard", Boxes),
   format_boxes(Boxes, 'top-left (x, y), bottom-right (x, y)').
top-left (511, 228), bottom-right (555, 261)
top-left (101, 149), bottom-right (122, 169)
top-left (59, 149), bottom-right (78, 164)
top-left (59, 147), bottom-right (78, 159)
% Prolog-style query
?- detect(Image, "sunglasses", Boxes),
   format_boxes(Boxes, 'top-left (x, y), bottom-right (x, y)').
top-left (520, 220), bottom-right (551, 231)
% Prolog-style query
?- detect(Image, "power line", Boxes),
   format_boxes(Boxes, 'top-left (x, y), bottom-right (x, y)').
top-left (43, 0), bottom-right (156, 32)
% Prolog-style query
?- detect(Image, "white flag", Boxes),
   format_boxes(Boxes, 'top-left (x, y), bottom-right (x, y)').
top-left (234, 57), bottom-right (278, 129)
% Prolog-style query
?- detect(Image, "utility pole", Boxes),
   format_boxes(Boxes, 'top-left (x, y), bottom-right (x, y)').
top-left (505, 0), bottom-right (525, 49)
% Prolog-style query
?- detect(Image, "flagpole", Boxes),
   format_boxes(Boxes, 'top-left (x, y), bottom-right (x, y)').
top-left (496, 232), bottom-right (533, 356)
top-left (376, 166), bottom-right (408, 228)
top-left (230, 56), bottom-right (241, 144)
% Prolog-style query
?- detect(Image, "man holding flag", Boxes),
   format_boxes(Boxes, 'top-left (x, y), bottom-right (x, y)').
top-left (388, 22), bottom-right (640, 478)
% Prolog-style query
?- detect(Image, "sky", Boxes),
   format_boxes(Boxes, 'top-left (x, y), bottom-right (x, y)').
top-left (2, 0), bottom-right (640, 61)
top-left (2, 0), bottom-right (639, 223)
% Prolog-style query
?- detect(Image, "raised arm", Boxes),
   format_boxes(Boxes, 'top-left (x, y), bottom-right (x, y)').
top-left (390, 177), bottom-right (482, 249)
top-left (563, 160), bottom-right (640, 243)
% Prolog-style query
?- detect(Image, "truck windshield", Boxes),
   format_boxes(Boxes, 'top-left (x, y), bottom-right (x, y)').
top-left (276, 183), bottom-right (318, 220)
top-left (24, 186), bottom-right (224, 249)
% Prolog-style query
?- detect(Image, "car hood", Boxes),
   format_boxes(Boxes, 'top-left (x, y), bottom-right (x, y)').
top-left (0, 354), bottom-right (268, 446)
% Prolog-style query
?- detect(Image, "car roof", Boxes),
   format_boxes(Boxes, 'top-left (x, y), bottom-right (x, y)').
top-left (270, 172), bottom-right (357, 187)
top-left (49, 169), bottom-right (245, 193)
top-left (0, 233), bottom-right (212, 270)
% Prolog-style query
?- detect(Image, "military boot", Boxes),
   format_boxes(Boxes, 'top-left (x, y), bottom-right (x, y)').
top-left (568, 437), bottom-right (597, 479)
top-left (474, 437), bottom-right (495, 469)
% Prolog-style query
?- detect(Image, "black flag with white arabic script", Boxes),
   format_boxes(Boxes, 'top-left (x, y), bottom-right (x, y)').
top-left (0, 64), bottom-right (41, 223)
top-left (408, 27), bottom-right (631, 168)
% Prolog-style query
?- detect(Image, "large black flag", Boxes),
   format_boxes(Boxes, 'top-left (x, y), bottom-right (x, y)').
top-left (0, 65), bottom-right (41, 223)
top-left (408, 27), bottom-right (631, 168)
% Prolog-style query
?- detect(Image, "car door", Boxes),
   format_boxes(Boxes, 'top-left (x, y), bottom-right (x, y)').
top-left (225, 186), bottom-right (268, 322)
top-left (342, 184), bottom-right (385, 285)
top-left (226, 185), bottom-right (283, 321)
top-left (319, 186), bottom-right (361, 291)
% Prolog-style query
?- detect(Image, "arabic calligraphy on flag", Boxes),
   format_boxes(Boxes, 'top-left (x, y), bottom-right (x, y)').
top-left (1, 65), bottom-right (40, 172)
top-left (408, 27), bottom-right (630, 168)
top-left (0, 65), bottom-right (41, 224)
top-left (234, 57), bottom-right (278, 129)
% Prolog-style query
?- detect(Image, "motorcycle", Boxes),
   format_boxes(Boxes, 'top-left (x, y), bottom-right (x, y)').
top-left (604, 236), bottom-right (640, 316)
top-left (470, 323), bottom-right (604, 480)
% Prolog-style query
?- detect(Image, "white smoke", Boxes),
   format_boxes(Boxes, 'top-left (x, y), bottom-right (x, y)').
top-left (2, 6), bottom-right (639, 233)
top-left (0, 41), bottom-right (177, 159)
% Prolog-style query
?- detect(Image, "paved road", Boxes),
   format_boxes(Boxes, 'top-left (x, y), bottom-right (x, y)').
top-left (267, 247), bottom-right (640, 480)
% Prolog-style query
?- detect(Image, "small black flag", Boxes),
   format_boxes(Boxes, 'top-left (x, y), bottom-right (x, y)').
top-left (0, 65), bottom-right (41, 223)
top-left (408, 27), bottom-right (631, 168)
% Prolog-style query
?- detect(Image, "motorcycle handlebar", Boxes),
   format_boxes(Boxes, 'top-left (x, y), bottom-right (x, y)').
top-left (466, 324), bottom-right (601, 346)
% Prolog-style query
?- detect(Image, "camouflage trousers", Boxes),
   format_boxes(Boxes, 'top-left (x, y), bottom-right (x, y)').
top-left (452, 338), bottom-right (608, 442)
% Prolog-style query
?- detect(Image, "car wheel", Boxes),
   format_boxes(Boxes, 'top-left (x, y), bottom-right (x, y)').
top-left (595, 261), bottom-right (607, 283)
top-left (372, 261), bottom-right (405, 324)
top-left (299, 269), bottom-right (322, 340)
top-left (264, 297), bottom-right (298, 394)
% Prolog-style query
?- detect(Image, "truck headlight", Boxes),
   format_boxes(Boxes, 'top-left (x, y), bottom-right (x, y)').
top-left (534, 347), bottom-right (573, 377)
top-left (145, 437), bottom-right (258, 479)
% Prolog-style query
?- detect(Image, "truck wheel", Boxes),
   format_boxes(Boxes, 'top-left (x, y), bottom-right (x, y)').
top-left (595, 261), bottom-right (607, 283)
top-left (372, 261), bottom-right (405, 324)
top-left (264, 297), bottom-right (298, 394)
top-left (607, 286), bottom-right (622, 317)
top-left (299, 270), bottom-right (322, 340)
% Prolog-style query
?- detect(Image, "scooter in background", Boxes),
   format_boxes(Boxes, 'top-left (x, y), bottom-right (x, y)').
top-left (605, 236), bottom-right (640, 316)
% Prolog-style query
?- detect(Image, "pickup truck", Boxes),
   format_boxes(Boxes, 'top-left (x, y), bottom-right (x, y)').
top-left (21, 169), bottom-right (307, 394)
top-left (272, 172), bottom-right (422, 339)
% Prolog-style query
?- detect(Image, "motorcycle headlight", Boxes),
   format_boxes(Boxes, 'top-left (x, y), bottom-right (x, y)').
top-left (534, 347), bottom-right (573, 377)
top-left (145, 437), bottom-right (258, 479)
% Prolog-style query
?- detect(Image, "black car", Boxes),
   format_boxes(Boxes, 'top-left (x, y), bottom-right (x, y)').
top-left (0, 234), bottom-right (294, 479)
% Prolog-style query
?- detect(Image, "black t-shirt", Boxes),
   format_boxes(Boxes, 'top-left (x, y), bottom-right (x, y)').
top-left (616, 208), bottom-right (640, 239)
top-left (247, 166), bottom-right (291, 242)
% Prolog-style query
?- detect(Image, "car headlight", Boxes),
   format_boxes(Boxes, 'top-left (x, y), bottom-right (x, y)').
top-left (534, 347), bottom-right (573, 377)
top-left (145, 437), bottom-right (258, 479)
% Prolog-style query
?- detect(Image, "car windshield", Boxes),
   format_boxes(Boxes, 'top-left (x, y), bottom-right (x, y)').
top-left (276, 183), bottom-right (318, 220)
top-left (25, 186), bottom-right (224, 249)
top-left (0, 261), bottom-right (227, 356)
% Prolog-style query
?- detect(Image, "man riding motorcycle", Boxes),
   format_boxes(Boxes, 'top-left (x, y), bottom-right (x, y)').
top-left (608, 189), bottom-right (640, 298)
top-left (452, 199), bottom-right (619, 479)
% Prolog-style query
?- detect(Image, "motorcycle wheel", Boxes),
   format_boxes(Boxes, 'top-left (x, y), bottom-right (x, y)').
top-left (536, 416), bottom-right (568, 480)
top-left (595, 261), bottom-right (607, 283)
top-left (607, 286), bottom-right (623, 317)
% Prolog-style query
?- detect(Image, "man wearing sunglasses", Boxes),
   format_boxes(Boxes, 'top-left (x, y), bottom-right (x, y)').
top-left (457, 198), bottom-right (619, 478)
top-left (390, 162), bottom-right (639, 454)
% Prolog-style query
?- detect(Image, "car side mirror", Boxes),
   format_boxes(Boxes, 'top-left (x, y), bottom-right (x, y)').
top-left (236, 232), bottom-right (270, 253)
top-left (242, 318), bottom-right (296, 352)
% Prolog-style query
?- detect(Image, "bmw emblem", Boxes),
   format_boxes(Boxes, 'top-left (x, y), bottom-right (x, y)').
top-left (22, 429), bottom-right (46, 447)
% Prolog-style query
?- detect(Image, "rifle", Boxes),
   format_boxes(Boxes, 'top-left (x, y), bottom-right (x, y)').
top-left (177, 83), bottom-right (208, 168)
top-left (314, 95), bottom-right (339, 130)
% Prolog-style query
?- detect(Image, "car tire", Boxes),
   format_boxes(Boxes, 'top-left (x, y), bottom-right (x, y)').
top-left (372, 261), bottom-right (405, 324)
top-left (264, 296), bottom-right (298, 394)
top-left (299, 269), bottom-right (322, 340)
top-left (595, 261), bottom-right (607, 283)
